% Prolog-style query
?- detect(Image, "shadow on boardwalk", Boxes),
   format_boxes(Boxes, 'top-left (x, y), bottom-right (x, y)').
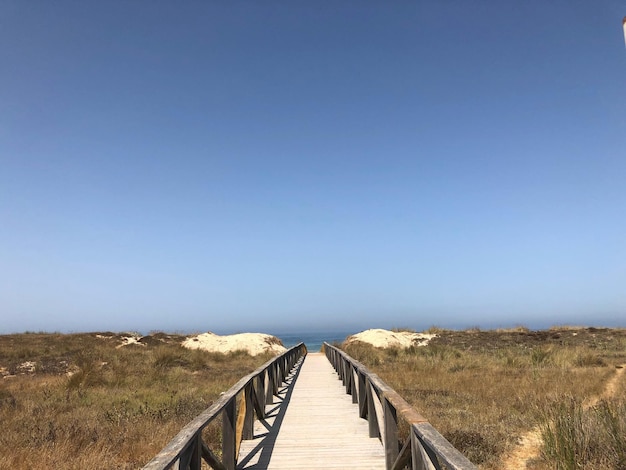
top-left (236, 357), bottom-right (304, 469)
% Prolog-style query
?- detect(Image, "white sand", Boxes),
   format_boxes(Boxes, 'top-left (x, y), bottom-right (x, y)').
top-left (182, 332), bottom-right (286, 356)
top-left (116, 335), bottom-right (145, 348)
top-left (344, 329), bottom-right (436, 349)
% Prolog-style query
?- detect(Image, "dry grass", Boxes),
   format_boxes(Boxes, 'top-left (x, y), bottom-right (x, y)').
top-left (3, 328), bottom-right (624, 469)
top-left (0, 332), bottom-right (273, 469)
top-left (539, 397), bottom-right (626, 470)
top-left (342, 327), bottom-right (626, 469)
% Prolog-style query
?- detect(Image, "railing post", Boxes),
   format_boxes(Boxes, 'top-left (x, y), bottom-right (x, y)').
top-left (177, 437), bottom-right (197, 470)
top-left (189, 432), bottom-right (202, 470)
top-left (282, 356), bottom-right (288, 379)
top-left (367, 379), bottom-right (380, 438)
top-left (272, 363), bottom-right (280, 396)
top-left (243, 382), bottom-right (254, 440)
top-left (319, 343), bottom-right (476, 470)
top-left (411, 429), bottom-right (440, 470)
top-left (222, 397), bottom-right (236, 470)
top-left (358, 371), bottom-right (367, 418)
top-left (384, 396), bottom-right (399, 470)
top-left (143, 343), bottom-right (307, 470)
top-left (266, 366), bottom-right (274, 405)
top-left (255, 373), bottom-right (266, 418)
top-left (278, 357), bottom-right (285, 385)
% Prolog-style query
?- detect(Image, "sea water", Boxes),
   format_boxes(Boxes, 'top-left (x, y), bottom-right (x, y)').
top-left (273, 330), bottom-right (354, 352)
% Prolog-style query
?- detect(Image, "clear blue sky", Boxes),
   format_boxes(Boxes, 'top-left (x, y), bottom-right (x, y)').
top-left (1, 1), bottom-right (625, 334)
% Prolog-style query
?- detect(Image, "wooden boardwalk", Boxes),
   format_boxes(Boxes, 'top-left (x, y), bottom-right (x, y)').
top-left (237, 353), bottom-right (386, 469)
top-left (144, 343), bottom-right (476, 470)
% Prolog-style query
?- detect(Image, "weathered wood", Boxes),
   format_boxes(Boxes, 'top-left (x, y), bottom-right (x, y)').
top-left (145, 340), bottom-right (474, 470)
top-left (189, 433), bottom-right (202, 470)
top-left (179, 442), bottom-right (193, 470)
top-left (384, 396), bottom-right (399, 469)
top-left (266, 366), bottom-right (275, 405)
top-left (251, 379), bottom-right (265, 420)
top-left (411, 431), bottom-right (437, 470)
top-left (238, 353), bottom-right (385, 469)
top-left (323, 342), bottom-right (477, 470)
top-left (142, 391), bottom-right (231, 470)
top-left (201, 441), bottom-right (227, 470)
top-left (254, 374), bottom-right (266, 418)
top-left (358, 371), bottom-right (367, 418)
top-left (234, 392), bottom-right (247, 458)
top-left (143, 343), bottom-right (306, 470)
top-left (272, 363), bottom-right (280, 396)
top-left (222, 397), bottom-right (236, 470)
top-left (371, 383), bottom-right (385, 442)
top-left (279, 355), bottom-right (287, 384)
top-left (351, 368), bottom-right (359, 404)
top-left (242, 383), bottom-right (254, 440)
top-left (367, 378), bottom-right (380, 438)
top-left (414, 423), bottom-right (473, 469)
top-left (392, 436), bottom-right (413, 470)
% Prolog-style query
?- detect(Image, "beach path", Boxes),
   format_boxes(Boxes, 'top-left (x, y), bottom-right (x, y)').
top-left (237, 352), bottom-right (386, 469)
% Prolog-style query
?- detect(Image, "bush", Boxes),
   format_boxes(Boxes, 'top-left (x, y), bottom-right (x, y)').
top-left (0, 332), bottom-right (270, 468)
top-left (575, 353), bottom-right (606, 367)
top-left (540, 397), bottom-right (626, 469)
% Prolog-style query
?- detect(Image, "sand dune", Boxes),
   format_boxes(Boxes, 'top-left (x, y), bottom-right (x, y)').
top-left (344, 328), bottom-right (436, 348)
top-left (182, 332), bottom-right (286, 356)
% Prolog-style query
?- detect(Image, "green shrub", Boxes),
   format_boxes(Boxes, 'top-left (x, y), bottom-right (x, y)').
top-left (575, 353), bottom-right (606, 367)
top-left (540, 397), bottom-right (626, 469)
top-left (531, 347), bottom-right (551, 367)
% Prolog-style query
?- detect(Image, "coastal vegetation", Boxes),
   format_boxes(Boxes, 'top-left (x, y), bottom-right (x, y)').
top-left (0, 332), bottom-right (273, 469)
top-left (2, 327), bottom-right (625, 469)
top-left (342, 326), bottom-right (626, 469)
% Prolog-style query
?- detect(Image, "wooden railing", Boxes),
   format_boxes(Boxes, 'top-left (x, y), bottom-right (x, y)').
top-left (324, 342), bottom-right (477, 470)
top-left (143, 343), bottom-right (307, 470)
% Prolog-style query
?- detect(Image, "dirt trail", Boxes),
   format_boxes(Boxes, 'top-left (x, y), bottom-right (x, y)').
top-left (501, 429), bottom-right (543, 469)
top-left (586, 364), bottom-right (624, 407)
top-left (501, 365), bottom-right (625, 469)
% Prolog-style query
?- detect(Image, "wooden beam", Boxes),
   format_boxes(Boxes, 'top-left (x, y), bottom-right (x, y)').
top-left (358, 371), bottom-right (367, 418)
top-left (254, 373), bottom-right (266, 418)
top-left (201, 441), bottom-right (226, 470)
top-left (351, 368), bottom-right (358, 404)
top-left (243, 383), bottom-right (255, 440)
top-left (367, 379), bottom-right (380, 438)
top-left (391, 436), bottom-right (413, 470)
top-left (383, 396), bottom-right (399, 469)
top-left (235, 392), bottom-right (246, 458)
top-left (189, 433), bottom-right (202, 470)
top-left (413, 423), bottom-right (475, 470)
top-left (222, 397), bottom-right (236, 470)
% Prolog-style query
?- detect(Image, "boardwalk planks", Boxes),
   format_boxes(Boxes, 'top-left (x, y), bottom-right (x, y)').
top-left (145, 342), bottom-right (475, 470)
top-left (143, 344), bottom-right (307, 470)
top-left (237, 353), bottom-right (386, 469)
top-left (324, 343), bottom-right (477, 470)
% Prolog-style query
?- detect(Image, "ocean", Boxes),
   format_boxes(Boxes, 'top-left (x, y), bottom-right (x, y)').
top-left (273, 330), bottom-right (354, 352)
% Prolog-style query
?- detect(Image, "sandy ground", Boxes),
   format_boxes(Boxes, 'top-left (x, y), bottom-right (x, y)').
top-left (116, 335), bottom-right (145, 348)
top-left (344, 328), bottom-right (436, 348)
top-left (501, 364), bottom-right (626, 469)
top-left (181, 332), bottom-right (286, 356)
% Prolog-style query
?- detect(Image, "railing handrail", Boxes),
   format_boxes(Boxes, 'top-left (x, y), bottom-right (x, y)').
top-left (143, 342), bottom-right (307, 470)
top-left (323, 342), bottom-right (477, 470)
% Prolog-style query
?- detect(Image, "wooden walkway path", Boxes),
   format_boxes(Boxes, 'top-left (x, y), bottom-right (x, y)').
top-left (144, 343), bottom-right (476, 470)
top-left (236, 353), bottom-right (386, 469)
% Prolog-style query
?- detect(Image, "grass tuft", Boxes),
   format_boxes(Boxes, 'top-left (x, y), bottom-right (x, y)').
top-left (343, 327), bottom-right (626, 469)
top-left (540, 398), bottom-right (626, 469)
top-left (0, 332), bottom-right (271, 468)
